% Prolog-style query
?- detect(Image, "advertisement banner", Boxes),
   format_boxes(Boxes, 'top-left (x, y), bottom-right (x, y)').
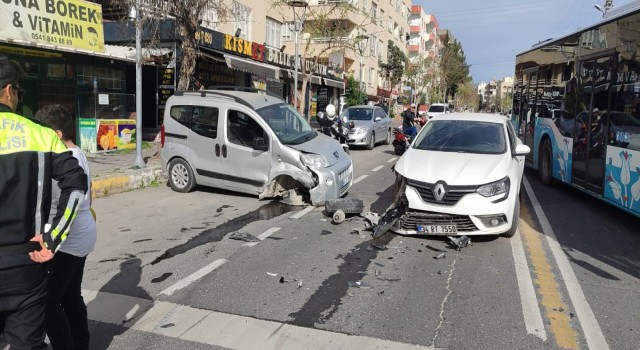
top-left (0, 0), bottom-right (105, 52)
top-left (78, 118), bottom-right (96, 153)
top-left (97, 119), bottom-right (136, 151)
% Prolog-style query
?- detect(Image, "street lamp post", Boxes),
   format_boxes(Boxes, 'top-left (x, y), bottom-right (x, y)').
top-left (132, 0), bottom-right (145, 169)
top-left (287, 1), bottom-right (308, 114)
top-left (355, 34), bottom-right (369, 100)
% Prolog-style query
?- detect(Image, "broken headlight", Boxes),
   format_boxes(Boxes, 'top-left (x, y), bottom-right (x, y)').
top-left (476, 176), bottom-right (510, 202)
top-left (300, 153), bottom-right (328, 170)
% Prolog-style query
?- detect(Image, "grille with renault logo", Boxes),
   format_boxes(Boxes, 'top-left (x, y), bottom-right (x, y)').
top-left (407, 179), bottom-right (477, 206)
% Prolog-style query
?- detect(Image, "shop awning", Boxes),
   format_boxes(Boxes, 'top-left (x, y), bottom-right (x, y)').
top-left (324, 77), bottom-right (345, 90)
top-left (284, 70), bottom-right (323, 85)
top-left (225, 55), bottom-right (279, 80)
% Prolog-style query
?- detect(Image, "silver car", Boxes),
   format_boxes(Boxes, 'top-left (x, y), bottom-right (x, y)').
top-left (161, 88), bottom-right (353, 206)
top-left (341, 105), bottom-right (392, 149)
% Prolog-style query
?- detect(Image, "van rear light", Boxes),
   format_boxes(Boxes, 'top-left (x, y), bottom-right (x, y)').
top-left (160, 124), bottom-right (165, 147)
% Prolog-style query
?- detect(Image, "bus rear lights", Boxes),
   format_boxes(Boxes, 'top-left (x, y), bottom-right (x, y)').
top-left (478, 214), bottom-right (507, 227)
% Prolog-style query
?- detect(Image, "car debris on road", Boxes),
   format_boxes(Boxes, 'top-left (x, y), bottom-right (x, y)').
top-left (324, 198), bottom-right (364, 224)
top-left (448, 235), bottom-right (472, 250)
top-left (229, 231), bottom-right (259, 242)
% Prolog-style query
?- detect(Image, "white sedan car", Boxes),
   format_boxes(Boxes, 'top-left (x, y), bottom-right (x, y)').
top-left (389, 113), bottom-right (530, 238)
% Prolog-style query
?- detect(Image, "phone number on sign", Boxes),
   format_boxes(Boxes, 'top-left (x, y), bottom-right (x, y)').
top-left (31, 33), bottom-right (72, 46)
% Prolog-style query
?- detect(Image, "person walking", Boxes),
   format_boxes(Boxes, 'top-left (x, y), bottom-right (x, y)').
top-left (0, 54), bottom-right (88, 349)
top-left (33, 105), bottom-right (96, 350)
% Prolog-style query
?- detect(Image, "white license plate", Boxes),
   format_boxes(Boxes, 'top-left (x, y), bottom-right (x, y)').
top-left (339, 168), bottom-right (352, 186)
top-left (417, 224), bottom-right (458, 235)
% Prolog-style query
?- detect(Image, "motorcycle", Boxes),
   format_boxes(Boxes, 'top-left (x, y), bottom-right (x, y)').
top-left (316, 107), bottom-right (351, 147)
top-left (392, 127), bottom-right (411, 155)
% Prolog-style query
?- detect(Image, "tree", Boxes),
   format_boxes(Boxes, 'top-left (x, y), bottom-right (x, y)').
top-left (345, 75), bottom-right (367, 106)
top-left (438, 35), bottom-right (471, 103)
top-left (271, 1), bottom-right (372, 119)
top-left (455, 81), bottom-right (478, 111)
top-left (111, 0), bottom-right (229, 90)
top-left (378, 41), bottom-right (407, 86)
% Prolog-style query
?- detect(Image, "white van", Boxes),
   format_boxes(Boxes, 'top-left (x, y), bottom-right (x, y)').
top-left (161, 88), bottom-right (353, 206)
top-left (426, 103), bottom-right (450, 119)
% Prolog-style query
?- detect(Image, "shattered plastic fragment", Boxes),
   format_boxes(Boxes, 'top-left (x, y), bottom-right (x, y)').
top-left (434, 252), bottom-right (446, 259)
top-left (348, 281), bottom-right (371, 289)
top-left (426, 244), bottom-right (447, 253)
top-left (297, 280), bottom-right (303, 289)
top-left (267, 272), bottom-right (278, 277)
top-left (371, 203), bottom-right (406, 238)
top-left (229, 231), bottom-right (259, 242)
top-left (350, 229), bottom-right (360, 235)
top-left (448, 235), bottom-right (472, 249)
top-left (371, 244), bottom-right (387, 251)
top-left (160, 323), bottom-right (175, 328)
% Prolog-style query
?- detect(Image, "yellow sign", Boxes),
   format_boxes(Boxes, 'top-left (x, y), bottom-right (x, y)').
top-left (0, 0), bottom-right (105, 53)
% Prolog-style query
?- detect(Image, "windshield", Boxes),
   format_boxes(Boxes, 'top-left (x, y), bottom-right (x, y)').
top-left (342, 107), bottom-right (374, 121)
top-left (428, 105), bottom-right (445, 113)
top-left (414, 120), bottom-right (507, 154)
top-left (609, 112), bottom-right (640, 127)
top-left (256, 103), bottom-right (316, 145)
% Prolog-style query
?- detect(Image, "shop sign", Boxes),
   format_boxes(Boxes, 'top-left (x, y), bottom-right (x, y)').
top-left (0, 44), bottom-right (62, 58)
top-left (223, 34), bottom-right (266, 61)
top-left (157, 88), bottom-right (174, 106)
top-left (158, 67), bottom-right (175, 86)
top-left (0, 0), bottom-right (105, 52)
top-left (251, 75), bottom-right (266, 90)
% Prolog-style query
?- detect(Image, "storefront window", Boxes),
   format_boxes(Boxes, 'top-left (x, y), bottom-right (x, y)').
top-left (77, 64), bottom-right (125, 91)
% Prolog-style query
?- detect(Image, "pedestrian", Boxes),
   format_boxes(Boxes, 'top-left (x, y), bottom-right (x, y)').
top-left (401, 104), bottom-right (417, 137)
top-left (33, 104), bottom-right (96, 350)
top-left (0, 54), bottom-right (88, 349)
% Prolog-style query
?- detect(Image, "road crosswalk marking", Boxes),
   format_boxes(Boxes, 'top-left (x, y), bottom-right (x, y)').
top-left (82, 289), bottom-right (438, 350)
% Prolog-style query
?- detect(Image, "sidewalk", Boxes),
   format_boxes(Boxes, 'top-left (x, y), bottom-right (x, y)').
top-left (86, 141), bottom-right (166, 199)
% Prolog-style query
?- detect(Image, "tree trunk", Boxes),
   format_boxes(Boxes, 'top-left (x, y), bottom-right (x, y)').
top-left (177, 27), bottom-right (197, 91)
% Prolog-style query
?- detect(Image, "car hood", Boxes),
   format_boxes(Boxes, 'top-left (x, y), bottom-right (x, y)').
top-left (289, 133), bottom-right (349, 167)
top-left (396, 148), bottom-right (510, 185)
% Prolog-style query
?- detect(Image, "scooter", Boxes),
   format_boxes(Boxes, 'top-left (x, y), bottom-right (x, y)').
top-left (392, 127), bottom-right (410, 155)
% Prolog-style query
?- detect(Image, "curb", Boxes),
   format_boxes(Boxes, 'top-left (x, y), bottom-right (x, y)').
top-left (91, 166), bottom-right (167, 199)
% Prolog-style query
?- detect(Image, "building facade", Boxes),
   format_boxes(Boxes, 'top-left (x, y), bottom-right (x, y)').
top-left (408, 5), bottom-right (441, 103)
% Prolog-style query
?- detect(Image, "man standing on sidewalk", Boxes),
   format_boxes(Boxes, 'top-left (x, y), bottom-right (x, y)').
top-left (0, 54), bottom-right (88, 348)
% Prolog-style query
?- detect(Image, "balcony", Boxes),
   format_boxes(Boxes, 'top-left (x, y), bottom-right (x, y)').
top-left (410, 25), bottom-right (421, 34)
top-left (409, 45), bottom-right (420, 52)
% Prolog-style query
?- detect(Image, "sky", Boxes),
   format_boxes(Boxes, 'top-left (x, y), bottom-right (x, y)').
top-left (417, 0), bottom-right (637, 84)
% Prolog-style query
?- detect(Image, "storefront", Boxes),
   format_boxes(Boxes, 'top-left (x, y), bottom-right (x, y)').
top-left (0, 0), bottom-right (142, 153)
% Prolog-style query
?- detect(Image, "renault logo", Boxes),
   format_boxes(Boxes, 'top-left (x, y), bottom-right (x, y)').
top-left (433, 182), bottom-right (447, 202)
top-left (333, 151), bottom-right (339, 159)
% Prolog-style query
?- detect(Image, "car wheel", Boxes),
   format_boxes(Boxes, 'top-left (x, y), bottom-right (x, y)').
top-left (168, 158), bottom-right (196, 193)
top-left (502, 196), bottom-right (520, 238)
top-left (384, 128), bottom-right (391, 145)
top-left (367, 132), bottom-right (375, 150)
top-left (539, 139), bottom-right (554, 186)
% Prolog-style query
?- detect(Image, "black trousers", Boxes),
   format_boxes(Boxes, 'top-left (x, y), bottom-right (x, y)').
top-left (46, 252), bottom-right (89, 350)
top-left (0, 264), bottom-right (48, 350)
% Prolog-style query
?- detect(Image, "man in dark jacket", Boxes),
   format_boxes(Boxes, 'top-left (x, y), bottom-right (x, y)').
top-left (401, 104), bottom-right (417, 137)
top-left (0, 54), bottom-right (88, 349)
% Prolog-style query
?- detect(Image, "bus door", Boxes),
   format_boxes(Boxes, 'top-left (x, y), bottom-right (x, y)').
top-left (518, 69), bottom-right (538, 165)
top-left (571, 55), bottom-right (612, 194)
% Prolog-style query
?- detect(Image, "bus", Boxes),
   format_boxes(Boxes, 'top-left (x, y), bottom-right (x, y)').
top-left (512, 2), bottom-right (640, 217)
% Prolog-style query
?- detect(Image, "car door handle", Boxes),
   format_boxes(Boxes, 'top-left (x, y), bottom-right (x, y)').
top-left (222, 144), bottom-right (227, 158)
top-left (215, 144), bottom-right (220, 157)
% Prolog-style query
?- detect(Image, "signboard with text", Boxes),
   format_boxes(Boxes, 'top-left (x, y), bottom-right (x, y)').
top-left (0, 0), bottom-right (105, 52)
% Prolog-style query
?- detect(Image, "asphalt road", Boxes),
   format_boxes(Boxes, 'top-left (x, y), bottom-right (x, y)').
top-left (7, 139), bottom-right (636, 350)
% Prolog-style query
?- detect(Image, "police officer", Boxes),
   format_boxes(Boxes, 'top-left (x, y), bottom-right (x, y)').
top-left (0, 54), bottom-right (88, 349)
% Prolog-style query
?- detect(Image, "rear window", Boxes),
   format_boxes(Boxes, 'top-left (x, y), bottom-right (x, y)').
top-left (414, 120), bottom-right (507, 154)
top-left (428, 105), bottom-right (445, 113)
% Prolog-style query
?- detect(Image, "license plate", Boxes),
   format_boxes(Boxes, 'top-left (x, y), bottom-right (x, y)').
top-left (339, 167), bottom-right (352, 186)
top-left (417, 224), bottom-right (458, 235)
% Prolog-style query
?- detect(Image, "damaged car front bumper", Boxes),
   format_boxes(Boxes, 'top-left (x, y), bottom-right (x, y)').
top-left (308, 156), bottom-right (353, 206)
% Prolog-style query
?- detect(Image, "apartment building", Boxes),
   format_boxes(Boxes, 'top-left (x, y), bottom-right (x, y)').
top-left (408, 5), bottom-right (441, 102)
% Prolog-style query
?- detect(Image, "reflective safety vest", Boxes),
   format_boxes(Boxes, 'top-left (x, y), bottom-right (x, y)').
top-left (0, 107), bottom-right (87, 267)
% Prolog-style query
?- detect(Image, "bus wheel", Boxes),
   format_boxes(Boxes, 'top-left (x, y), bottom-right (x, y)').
top-left (539, 139), bottom-right (554, 186)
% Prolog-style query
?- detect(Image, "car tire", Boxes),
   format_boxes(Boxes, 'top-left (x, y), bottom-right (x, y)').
top-left (168, 158), bottom-right (196, 193)
top-left (502, 196), bottom-right (520, 238)
top-left (367, 132), bottom-right (375, 150)
top-left (325, 198), bottom-right (364, 214)
top-left (384, 129), bottom-right (391, 145)
top-left (539, 139), bottom-right (554, 186)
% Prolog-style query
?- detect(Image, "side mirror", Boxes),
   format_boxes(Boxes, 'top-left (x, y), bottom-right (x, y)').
top-left (374, 116), bottom-right (382, 122)
top-left (513, 144), bottom-right (530, 156)
top-left (253, 137), bottom-right (268, 151)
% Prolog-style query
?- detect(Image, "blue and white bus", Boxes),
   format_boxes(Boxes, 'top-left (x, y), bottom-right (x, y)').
top-left (513, 3), bottom-right (640, 217)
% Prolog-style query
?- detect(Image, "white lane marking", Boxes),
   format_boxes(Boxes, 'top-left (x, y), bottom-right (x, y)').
top-left (290, 206), bottom-right (314, 219)
top-left (511, 227), bottom-right (547, 340)
top-left (352, 175), bottom-right (368, 184)
top-left (387, 157), bottom-right (398, 163)
top-left (523, 178), bottom-right (610, 350)
top-left (83, 289), bottom-right (436, 349)
top-left (243, 227), bottom-right (281, 247)
top-left (371, 165), bottom-right (384, 172)
top-left (159, 259), bottom-right (228, 296)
